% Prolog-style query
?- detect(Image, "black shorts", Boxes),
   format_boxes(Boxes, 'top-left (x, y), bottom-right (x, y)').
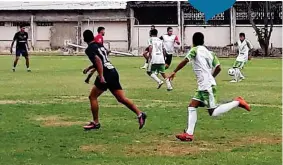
top-left (165, 53), bottom-right (173, 66)
top-left (16, 49), bottom-right (28, 57)
top-left (94, 69), bottom-right (122, 92)
top-left (145, 47), bottom-right (149, 52)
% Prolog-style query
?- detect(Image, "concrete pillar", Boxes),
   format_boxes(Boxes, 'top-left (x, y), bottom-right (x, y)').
top-left (230, 7), bottom-right (236, 45)
top-left (30, 15), bottom-right (35, 50)
top-left (177, 1), bottom-right (182, 52)
top-left (129, 8), bottom-right (134, 51)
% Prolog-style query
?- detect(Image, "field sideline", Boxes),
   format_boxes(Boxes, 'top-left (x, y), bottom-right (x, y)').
top-left (0, 55), bottom-right (281, 165)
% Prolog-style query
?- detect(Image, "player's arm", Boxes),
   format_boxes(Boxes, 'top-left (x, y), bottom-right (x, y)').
top-left (25, 32), bottom-right (29, 50)
top-left (226, 42), bottom-right (238, 47)
top-left (148, 45), bottom-right (153, 60)
top-left (94, 55), bottom-right (105, 83)
top-left (211, 52), bottom-right (221, 77)
top-left (246, 40), bottom-right (254, 60)
top-left (175, 36), bottom-right (180, 45)
top-left (169, 47), bottom-right (197, 80)
top-left (10, 33), bottom-right (17, 53)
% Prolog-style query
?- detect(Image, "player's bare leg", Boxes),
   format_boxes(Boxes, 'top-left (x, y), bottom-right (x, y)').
top-left (12, 56), bottom-right (20, 72)
top-left (111, 89), bottom-right (147, 129)
top-left (84, 85), bottom-right (104, 130)
top-left (176, 97), bottom-right (250, 142)
top-left (85, 69), bottom-right (96, 84)
top-left (25, 56), bottom-right (31, 72)
top-left (160, 73), bottom-right (173, 91)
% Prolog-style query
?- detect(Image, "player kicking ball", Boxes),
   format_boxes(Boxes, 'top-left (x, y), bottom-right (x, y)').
top-left (146, 29), bottom-right (173, 91)
top-left (226, 33), bottom-right (253, 82)
top-left (82, 30), bottom-right (147, 130)
top-left (168, 32), bottom-right (251, 142)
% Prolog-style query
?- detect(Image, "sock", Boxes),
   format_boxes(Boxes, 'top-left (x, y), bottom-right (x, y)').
top-left (165, 78), bottom-right (172, 89)
top-left (239, 70), bottom-right (244, 78)
top-left (186, 107), bottom-right (197, 135)
top-left (212, 101), bottom-right (239, 117)
top-left (235, 68), bottom-right (241, 81)
top-left (150, 73), bottom-right (162, 84)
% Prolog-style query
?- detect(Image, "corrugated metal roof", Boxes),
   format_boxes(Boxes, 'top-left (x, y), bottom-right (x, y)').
top-left (0, 1), bottom-right (127, 10)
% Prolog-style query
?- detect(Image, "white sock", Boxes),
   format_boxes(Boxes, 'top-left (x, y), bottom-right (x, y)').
top-left (150, 73), bottom-right (161, 84)
top-left (165, 78), bottom-right (172, 89)
top-left (186, 107), bottom-right (197, 135)
top-left (239, 70), bottom-right (244, 78)
top-left (235, 68), bottom-right (241, 81)
top-left (212, 101), bottom-right (239, 117)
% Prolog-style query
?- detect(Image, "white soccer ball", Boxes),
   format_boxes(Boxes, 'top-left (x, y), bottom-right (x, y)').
top-left (228, 68), bottom-right (235, 76)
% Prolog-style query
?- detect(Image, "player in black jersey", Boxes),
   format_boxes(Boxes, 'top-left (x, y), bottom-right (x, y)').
top-left (82, 30), bottom-right (147, 130)
top-left (10, 25), bottom-right (31, 72)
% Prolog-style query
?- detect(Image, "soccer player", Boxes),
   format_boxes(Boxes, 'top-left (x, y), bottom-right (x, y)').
top-left (10, 25), bottom-right (31, 72)
top-left (168, 32), bottom-right (251, 142)
top-left (82, 30), bottom-right (147, 130)
top-left (160, 27), bottom-right (180, 69)
top-left (226, 33), bottom-right (253, 82)
top-left (140, 25), bottom-right (155, 69)
top-left (146, 29), bottom-right (173, 91)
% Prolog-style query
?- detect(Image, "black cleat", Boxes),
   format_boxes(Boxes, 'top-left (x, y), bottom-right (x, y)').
top-left (83, 122), bottom-right (101, 131)
top-left (138, 112), bottom-right (147, 129)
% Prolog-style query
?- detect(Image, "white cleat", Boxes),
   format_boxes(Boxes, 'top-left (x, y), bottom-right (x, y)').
top-left (230, 79), bottom-right (237, 83)
top-left (157, 81), bottom-right (164, 89)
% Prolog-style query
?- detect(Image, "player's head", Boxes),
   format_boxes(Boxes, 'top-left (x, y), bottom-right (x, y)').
top-left (19, 25), bottom-right (25, 32)
top-left (83, 30), bottom-right (94, 43)
top-left (239, 33), bottom-right (245, 41)
top-left (97, 27), bottom-right (105, 36)
top-left (150, 29), bottom-right (158, 37)
top-left (151, 25), bottom-right (155, 30)
top-left (192, 32), bottom-right (204, 46)
top-left (167, 27), bottom-right (173, 35)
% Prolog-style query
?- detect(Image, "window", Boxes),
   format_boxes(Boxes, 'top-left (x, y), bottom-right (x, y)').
top-left (37, 22), bottom-right (54, 26)
top-left (134, 7), bottom-right (178, 25)
top-left (12, 22), bottom-right (30, 27)
top-left (0, 22), bottom-right (4, 26)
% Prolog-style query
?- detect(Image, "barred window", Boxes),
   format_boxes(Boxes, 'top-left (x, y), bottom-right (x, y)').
top-left (12, 22), bottom-right (30, 27)
top-left (235, 1), bottom-right (282, 25)
top-left (182, 3), bottom-right (230, 25)
top-left (37, 22), bottom-right (53, 26)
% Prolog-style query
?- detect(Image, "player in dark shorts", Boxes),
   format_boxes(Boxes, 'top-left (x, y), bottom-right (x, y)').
top-left (10, 25), bottom-right (31, 72)
top-left (82, 30), bottom-right (147, 130)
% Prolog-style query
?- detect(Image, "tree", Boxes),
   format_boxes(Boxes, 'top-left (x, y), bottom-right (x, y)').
top-left (246, 1), bottom-right (275, 56)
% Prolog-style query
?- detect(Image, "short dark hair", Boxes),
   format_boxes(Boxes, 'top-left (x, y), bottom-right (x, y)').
top-left (239, 33), bottom-right (245, 37)
top-left (150, 29), bottom-right (158, 36)
top-left (151, 25), bottom-right (155, 29)
top-left (167, 27), bottom-right (173, 32)
top-left (97, 27), bottom-right (105, 33)
top-left (83, 30), bottom-right (94, 43)
top-left (20, 24), bottom-right (25, 28)
top-left (192, 32), bottom-right (204, 46)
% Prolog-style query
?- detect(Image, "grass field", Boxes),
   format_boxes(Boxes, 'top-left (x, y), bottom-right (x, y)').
top-left (0, 55), bottom-right (281, 165)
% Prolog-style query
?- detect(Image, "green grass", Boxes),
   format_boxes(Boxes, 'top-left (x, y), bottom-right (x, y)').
top-left (0, 55), bottom-right (281, 165)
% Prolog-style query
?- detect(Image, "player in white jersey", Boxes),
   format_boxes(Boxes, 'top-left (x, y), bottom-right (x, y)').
top-left (140, 25), bottom-right (155, 69)
top-left (145, 29), bottom-right (173, 91)
top-left (226, 33), bottom-right (253, 82)
top-left (168, 32), bottom-right (251, 142)
top-left (160, 27), bottom-right (180, 69)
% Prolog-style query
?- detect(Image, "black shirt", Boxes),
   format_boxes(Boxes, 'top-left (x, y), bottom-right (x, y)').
top-left (85, 42), bottom-right (115, 71)
top-left (13, 32), bottom-right (28, 50)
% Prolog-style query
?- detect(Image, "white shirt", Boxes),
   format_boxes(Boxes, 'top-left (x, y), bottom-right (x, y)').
top-left (160, 34), bottom-right (178, 54)
top-left (236, 39), bottom-right (253, 62)
top-left (148, 37), bottom-right (165, 64)
top-left (186, 46), bottom-right (219, 91)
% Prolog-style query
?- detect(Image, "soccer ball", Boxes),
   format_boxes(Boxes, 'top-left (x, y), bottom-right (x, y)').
top-left (228, 68), bottom-right (235, 76)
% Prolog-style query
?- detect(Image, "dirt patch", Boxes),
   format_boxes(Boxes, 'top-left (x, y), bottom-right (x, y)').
top-left (0, 100), bottom-right (26, 104)
top-left (33, 115), bottom-right (85, 127)
top-left (230, 135), bottom-right (282, 146)
top-left (80, 144), bottom-right (108, 153)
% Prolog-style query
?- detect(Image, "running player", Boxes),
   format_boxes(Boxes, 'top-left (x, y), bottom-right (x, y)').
top-left (82, 30), bottom-right (147, 130)
top-left (160, 27), bottom-right (180, 69)
top-left (140, 25), bottom-right (155, 69)
top-left (146, 29), bottom-right (173, 91)
top-left (226, 33), bottom-right (253, 82)
top-left (10, 25), bottom-right (31, 72)
top-left (168, 32), bottom-right (251, 142)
